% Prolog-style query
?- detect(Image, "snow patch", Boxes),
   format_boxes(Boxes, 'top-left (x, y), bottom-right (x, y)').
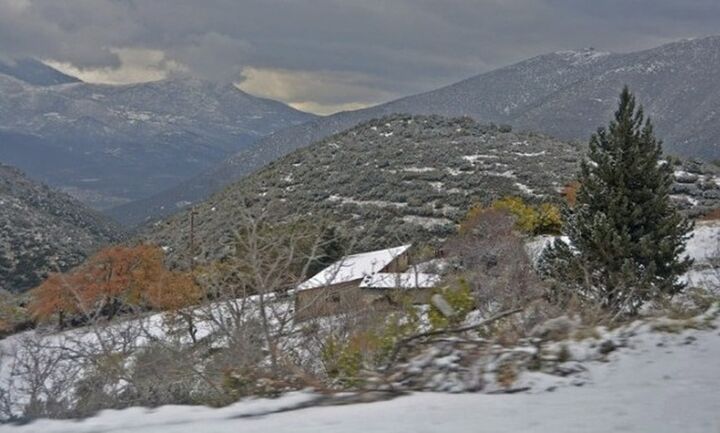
top-left (401, 167), bottom-right (436, 173)
top-left (462, 154), bottom-right (497, 163)
top-left (482, 170), bottom-right (516, 179)
top-left (512, 151), bottom-right (546, 157)
top-left (327, 195), bottom-right (408, 209)
top-left (514, 182), bottom-right (536, 196)
top-left (401, 215), bottom-right (453, 229)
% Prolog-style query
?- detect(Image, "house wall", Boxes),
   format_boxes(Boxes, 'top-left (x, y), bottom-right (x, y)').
top-left (363, 287), bottom-right (434, 306)
top-left (295, 285), bottom-right (434, 321)
top-left (381, 251), bottom-right (409, 273)
top-left (294, 280), bottom-right (367, 321)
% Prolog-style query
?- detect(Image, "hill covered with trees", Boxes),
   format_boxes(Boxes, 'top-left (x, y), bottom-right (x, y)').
top-left (0, 163), bottom-right (124, 292)
top-left (145, 114), bottom-right (720, 267)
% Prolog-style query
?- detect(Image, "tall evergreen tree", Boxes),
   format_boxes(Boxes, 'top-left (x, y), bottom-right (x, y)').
top-left (541, 87), bottom-right (693, 314)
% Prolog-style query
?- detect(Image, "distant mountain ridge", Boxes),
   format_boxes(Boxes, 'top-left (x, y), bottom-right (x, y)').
top-left (111, 35), bottom-right (720, 226)
top-left (0, 67), bottom-right (316, 210)
top-left (0, 163), bottom-right (125, 292)
top-left (0, 58), bottom-right (81, 86)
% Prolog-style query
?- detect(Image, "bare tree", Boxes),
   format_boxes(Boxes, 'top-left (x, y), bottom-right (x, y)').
top-left (447, 208), bottom-right (544, 314)
top-left (0, 208), bottom-right (400, 419)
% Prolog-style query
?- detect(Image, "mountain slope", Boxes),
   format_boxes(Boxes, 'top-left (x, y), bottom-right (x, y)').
top-left (143, 115), bottom-right (720, 267)
top-left (0, 58), bottom-right (81, 86)
top-left (113, 35), bottom-right (720, 225)
top-left (0, 163), bottom-right (125, 292)
top-left (0, 73), bottom-right (316, 210)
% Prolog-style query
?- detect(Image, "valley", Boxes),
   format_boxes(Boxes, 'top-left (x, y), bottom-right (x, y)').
top-left (0, 71), bottom-right (314, 210)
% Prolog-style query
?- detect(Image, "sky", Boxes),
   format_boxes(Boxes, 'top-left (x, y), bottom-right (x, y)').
top-left (1, 0), bottom-right (719, 115)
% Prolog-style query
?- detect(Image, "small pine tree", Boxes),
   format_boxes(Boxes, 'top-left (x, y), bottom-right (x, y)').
top-left (541, 87), bottom-right (693, 315)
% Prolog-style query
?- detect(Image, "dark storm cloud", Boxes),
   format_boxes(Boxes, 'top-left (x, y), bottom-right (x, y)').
top-left (1, 0), bottom-right (718, 113)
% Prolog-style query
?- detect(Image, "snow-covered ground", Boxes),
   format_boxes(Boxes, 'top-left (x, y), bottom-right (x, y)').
top-left (5, 315), bottom-right (720, 433)
top-left (2, 222), bottom-right (720, 432)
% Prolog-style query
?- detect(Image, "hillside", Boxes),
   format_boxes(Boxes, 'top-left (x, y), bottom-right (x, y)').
top-left (0, 71), bottom-right (315, 210)
top-left (144, 115), bottom-right (720, 266)
top-left (4, 221), bottom-right (720, 428)
top-left (112, 35), bottom-right (720, 225)
top-left (387, 36), bottom-right (720, 156)
top-left (0, 58), bottom-right (81, 86)
top-left (0, 163), bottom-right (124, 292)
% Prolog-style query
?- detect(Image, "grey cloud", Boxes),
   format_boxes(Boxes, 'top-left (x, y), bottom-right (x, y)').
top-left (1, 0), bottom-right (718, 113)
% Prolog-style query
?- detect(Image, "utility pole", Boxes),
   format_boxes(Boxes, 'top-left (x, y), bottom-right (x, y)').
top-left (189, 207), bottom-right (196, 271)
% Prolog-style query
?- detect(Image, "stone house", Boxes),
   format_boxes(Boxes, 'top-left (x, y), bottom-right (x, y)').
top-left (293, 244), bottom-right (441, 320)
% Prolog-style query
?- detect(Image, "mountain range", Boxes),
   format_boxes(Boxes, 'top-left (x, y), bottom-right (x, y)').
top-left (0, 66), bottom-right (315, 210)
top-left (144, 115), bottom-right (720, 267)
top-left (0, 163), bottom-right (124, 292)
top-left (110, 35), bottom-right (720, 226)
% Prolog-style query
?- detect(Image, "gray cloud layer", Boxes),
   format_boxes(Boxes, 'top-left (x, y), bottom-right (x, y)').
top-left (1, 0), bottom-right (719, 113)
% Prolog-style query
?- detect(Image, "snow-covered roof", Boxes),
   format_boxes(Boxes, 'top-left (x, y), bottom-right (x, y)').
top-left (413, 258), bottom-right (451, 274)
top-left (296, 244), bottom-right (412, 291)
top-left (359, 271), bottom-right (441, 290)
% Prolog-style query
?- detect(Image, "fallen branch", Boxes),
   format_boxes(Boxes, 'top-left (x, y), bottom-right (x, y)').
top-left (485, 386), bottom-right (531, 395)
top-left (385, 308), bottom-right (524, 367)
top-left (230, 390), bottom-right (406, 419)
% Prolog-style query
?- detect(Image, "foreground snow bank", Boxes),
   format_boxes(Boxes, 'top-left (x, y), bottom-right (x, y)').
top-left (6, 313), bottom-right (720, 433)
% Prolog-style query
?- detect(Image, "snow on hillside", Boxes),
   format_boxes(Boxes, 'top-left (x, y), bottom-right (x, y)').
top-left (6, 311), bottom-right (720, 433)
top-left (685, 222), bottom-right (720, 264)
top-left (528, 221), bottom-right (720, 286)
top-left (0, 74), bottom-right (316, 210)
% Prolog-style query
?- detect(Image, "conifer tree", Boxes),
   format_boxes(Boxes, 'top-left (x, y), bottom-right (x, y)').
top-left (541, 87), bottom-right (693, 314)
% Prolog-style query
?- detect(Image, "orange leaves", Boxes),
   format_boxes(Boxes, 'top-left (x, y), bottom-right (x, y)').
top-left (30, 273), bottom-right (80, 321)
top-left (563, 181), bottom-right (581, 207)
top-left (145, 271), bottom-right (202, 312)
top-left (30, 245), bottom-right (203, 323)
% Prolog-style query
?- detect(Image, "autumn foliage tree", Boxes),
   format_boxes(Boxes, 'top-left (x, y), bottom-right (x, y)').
top-left (29, 273), bottom-right (82, 326)
top-left (562, 181), bottom-right (581, 207)
top-left (459, 197), bottom-right (562, 236)
top-left (30, 245), bottom-right (202, 327)
top-left (145, 271), bottom-right (203, 342)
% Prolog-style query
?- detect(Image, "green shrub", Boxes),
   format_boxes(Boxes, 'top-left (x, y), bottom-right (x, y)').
top-left (0, 290), bottom-right (31, 337)
top-left (321, 305), bottom-right (420, 387)
top-left (428, 279), bottom-right (475, 329)
top-left (492, 197), bottom-right (538, 233)
top-left (535, 203), bottom-right (563, 235)
top-left (321, 336), bottom-right (363, 387)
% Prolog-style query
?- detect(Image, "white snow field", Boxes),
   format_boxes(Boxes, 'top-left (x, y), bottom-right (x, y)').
top-left (4, 310), bottom-right (720, 432)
